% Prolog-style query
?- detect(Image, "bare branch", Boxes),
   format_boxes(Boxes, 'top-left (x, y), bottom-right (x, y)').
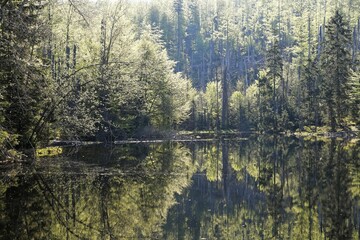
top-left (68, 0), bottom-right (90, 27)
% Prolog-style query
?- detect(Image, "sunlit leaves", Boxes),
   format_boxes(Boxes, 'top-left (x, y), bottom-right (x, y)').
top-left (135, 28), bottom-right (193, 129)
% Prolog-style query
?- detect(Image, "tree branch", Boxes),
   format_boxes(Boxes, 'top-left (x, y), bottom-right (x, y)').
top-left (68, 0), bottom-right (90, 27)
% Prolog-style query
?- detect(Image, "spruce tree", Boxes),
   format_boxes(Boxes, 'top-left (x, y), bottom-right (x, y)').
top-left (303, 59), bottom-right (321, 128)
top-left (321, 10), bottom-right (352, 131)
top-left (349, 71), bottom-right (360, 125)
top-left (266, 39), bottom-right (283, 132)
top-left (0, 1), bottom-right (48, 147)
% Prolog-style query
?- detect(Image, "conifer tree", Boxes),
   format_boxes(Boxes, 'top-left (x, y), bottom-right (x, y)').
top-left (266, 39), bottom-right (283, 132)
top-left (0, 0), bottom-right (48, 147)
top-left (321, 10), bottom-right (352, 131)
top-left (174, 0), bottom-right (185, 72)
top-left (349, 71), bottom-right (360, 125)
top-left (303, 59), bottom-right (321, 128)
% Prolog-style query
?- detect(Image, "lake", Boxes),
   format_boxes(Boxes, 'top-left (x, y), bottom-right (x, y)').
top-left (0, 136), bottom-right (359, 239)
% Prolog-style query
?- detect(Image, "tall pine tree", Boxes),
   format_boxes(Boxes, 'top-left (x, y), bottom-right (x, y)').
top-left (266, 39), bottom-right (283, 132)
top-left (321, 10), bottom-right (352, 131)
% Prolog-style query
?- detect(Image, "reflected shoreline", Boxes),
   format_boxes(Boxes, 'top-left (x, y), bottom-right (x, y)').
top-left (1, 137), bottom-right (359, 239)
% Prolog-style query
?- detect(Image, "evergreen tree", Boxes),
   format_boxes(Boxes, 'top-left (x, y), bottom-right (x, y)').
top-left (174, 0), bottom-right (185, 72)
top-left (266, 39), bottom-right (283, 132)
top-left (0, 0), bottom-right (49, 147)
top-left (303, 59), bottom-right (321, 128)
top-left (321, 10), bottom-right (352, 131)
top-left (349, 70), bottom-right (360, 125)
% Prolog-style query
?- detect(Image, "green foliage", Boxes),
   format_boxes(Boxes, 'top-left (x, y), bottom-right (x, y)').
top-left (1, 0), bottom-right (360, 158)
top-left (136, 28), bottom-right (193, 130)
top-left (137, 0), bottom-right (360, 134)
top-left (204, 81), bottom-right (222, 130)
top-left (36, 146), bottom-right (63, 157)
top-left (0, 130), bottom-right (20, 161)
top-left (244, 81), bottom-right (260, 130)
top-left (321, 10), bottom-right (352, 131)
top-left (0, 0), bottom-right (49, 147)
top-left (229, 90), bottom-right (243, 129)
top-left (266, 39), bottom-right (284, 132)
top-left (0, 0), bottom-right (197, 151)
top-left (349, 70), bottom-right (360, 124)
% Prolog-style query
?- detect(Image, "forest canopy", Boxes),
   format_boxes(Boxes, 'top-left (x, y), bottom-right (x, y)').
top-left (1, 0), bottom-right (360, 156)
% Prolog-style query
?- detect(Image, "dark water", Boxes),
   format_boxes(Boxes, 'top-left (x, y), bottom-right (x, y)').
top-left (0, 136), bottom-right (359, 239)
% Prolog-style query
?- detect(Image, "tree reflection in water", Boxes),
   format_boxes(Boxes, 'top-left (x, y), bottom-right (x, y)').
top-left (164, 137), bottom-right (360, 240)
top-left (0, 142), bottom-right (194, 239)
top-left (0, 138), bottom-right (359, 239)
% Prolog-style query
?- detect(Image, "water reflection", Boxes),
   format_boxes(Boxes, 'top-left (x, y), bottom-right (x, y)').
top-left (0, 142), bottom-right (195, 239)
top-left (164, 137), bottom-right (360, 240)
top-left (0, 137), bottom-right (359, 239)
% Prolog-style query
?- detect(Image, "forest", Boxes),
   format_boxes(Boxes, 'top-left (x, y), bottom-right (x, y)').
top-left (1, 0), bottom-right (360, 157)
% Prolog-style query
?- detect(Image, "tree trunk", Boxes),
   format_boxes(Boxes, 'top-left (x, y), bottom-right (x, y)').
top-left (221, 65), bottom-right (228, 130)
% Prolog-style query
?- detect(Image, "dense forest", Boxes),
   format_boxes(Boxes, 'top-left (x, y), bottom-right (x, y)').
top-left (1, 0), bottom-right (360, 156)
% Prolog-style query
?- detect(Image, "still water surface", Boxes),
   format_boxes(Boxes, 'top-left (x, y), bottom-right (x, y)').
top-left (0, 136), bottom-right (359, 239)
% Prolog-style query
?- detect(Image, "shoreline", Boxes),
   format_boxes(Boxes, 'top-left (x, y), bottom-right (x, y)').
top-left (49, 129), bottom-right (359, 146)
